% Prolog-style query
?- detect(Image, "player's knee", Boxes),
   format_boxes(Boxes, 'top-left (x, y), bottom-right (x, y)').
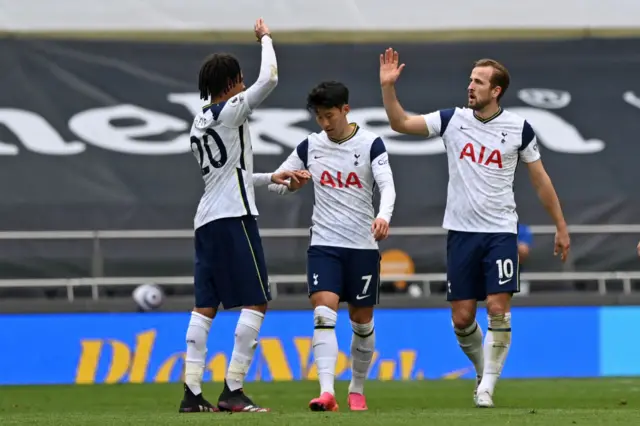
top-left (193, 307), bottom-right (216, 319)
top-left (310, 291), bottom-right (340, 311)
top-left (451, 309), bottom-right (475, 330)
top-left (243, 304), bottom-right (268, 315)
top-left (486, 294), bottom-right (511, 317)
top-left (313, 305), bottom-right (337, 329)
top-left (348, 306), bottom-right (373, 324)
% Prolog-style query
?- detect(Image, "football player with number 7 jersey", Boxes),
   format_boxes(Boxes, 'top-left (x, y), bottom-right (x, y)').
top-left (380, 48), bottom-right (571, 408)
top-left (180, 18), bottom-right (307, 415)
top-left (265, 81), bottom-right (397, 412)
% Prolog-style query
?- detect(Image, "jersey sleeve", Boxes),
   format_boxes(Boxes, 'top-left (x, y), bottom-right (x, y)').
top-left (370, 137), bottom-right (396, 223)
top-left (422, 108), bottom-right (455, 138)
top-left (253, 173), bottom-right (274, 187)
top-left (219, 36), bottom-right (278, 127)
top-left (519, 120), bottom-right (541, 163)
top-left (266, 139), bottom-right (309, 194)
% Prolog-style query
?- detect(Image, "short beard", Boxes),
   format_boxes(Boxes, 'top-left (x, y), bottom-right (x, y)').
top-left (468, 98), bottom-right (490, 111)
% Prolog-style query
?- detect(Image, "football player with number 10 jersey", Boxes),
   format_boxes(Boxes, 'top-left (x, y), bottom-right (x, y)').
top-left (380, 48), bottom-right (571, 408)
top-left (267, 81), bottom-right (396, 412)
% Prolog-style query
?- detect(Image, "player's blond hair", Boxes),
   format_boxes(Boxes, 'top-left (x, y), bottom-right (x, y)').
top-left (473, 59), bottom-right (510, 101)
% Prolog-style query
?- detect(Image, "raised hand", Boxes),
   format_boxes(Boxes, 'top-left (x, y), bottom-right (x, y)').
top-left (380, 47), bottom-right (406, 87)
top-left (254, 18), bottom-right (271, 41)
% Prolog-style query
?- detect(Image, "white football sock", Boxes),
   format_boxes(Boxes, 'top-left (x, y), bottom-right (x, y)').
top-left (348, 319), bottom-right (375, 395)
top-left (478, 313), bottom-right (512, 395)
top-left (312, 306), bottom-right (338, 396)
top-left (185, 311), bottom-right (212, 395)
top-left (453, 319), bottom-right (484, 378)
top-left (226, 309), bottom-right (264, 392)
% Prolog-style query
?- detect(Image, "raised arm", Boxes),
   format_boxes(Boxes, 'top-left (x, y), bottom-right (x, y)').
top-left (379, 48), bottom-right (429, 136)
top-left (244, 19), bottom-right (278, 111)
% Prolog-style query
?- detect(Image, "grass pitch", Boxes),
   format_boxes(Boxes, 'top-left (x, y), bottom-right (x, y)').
top-left (1, 379), bottom-right (639, 425)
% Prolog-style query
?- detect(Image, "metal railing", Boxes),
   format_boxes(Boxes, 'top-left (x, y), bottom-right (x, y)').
top-left (0, 224), bottom-right (637, 301)
top-left (1, 271), bottom-right (638, 302)
top-left (0, 223), bottom-right (638, 240)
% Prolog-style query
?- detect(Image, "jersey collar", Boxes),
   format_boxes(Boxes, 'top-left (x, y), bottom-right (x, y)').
top-left (473, 107), bottom-right (503, 124)
top-left (202, 102), bottom-right (226, 120)
top-left (329, 123), bottom-right (359, 144)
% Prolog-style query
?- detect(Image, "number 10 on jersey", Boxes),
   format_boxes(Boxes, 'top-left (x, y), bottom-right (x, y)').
top-left (496, 258), bottom-right (515, 283)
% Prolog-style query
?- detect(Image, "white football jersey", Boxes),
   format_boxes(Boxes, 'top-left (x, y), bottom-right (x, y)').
top-left (423, 107), bottom-right (540, 234)
top-left (268, 124), bottom-right (396, 250)
top-left (191, 36), bottom-right (278, 230)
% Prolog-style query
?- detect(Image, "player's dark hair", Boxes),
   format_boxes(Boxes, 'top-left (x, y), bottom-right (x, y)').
top-left (306, 81), bottom-right (349, 112)
top-left (474, 58), bottom-right (510, 101)
top-left (198, 53), bottom-right (243, 101)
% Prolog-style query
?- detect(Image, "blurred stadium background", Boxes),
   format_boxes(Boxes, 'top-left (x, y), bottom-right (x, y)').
top-left (1, 0), bottom-right (640, 390)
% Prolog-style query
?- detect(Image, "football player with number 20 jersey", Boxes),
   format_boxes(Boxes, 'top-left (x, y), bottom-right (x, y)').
top-left (380, 48), bottom-right (571, 408)
top-left (180, 19), bottom-right (307, 415)
top-left (267, 81), bottom-right (396, 412)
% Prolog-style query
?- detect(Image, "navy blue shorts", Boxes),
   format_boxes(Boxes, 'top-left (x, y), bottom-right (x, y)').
top-left (194, 215), bottom-right (271, 310)
top-left (446, 230), bottom-right (519, 302)
top-left (307, 245), bottom-right (381, 307)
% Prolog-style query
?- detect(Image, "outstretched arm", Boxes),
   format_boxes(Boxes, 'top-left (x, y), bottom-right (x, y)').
top-left (253, 173), bottom-right (276, 187)
top-left (263, 139), bottom-right (309, 195)
top-left (254, 169), bottom-right (309, 194)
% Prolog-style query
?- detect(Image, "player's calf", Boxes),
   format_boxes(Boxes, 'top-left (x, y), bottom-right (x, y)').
top-left (184, 310), bottom-right (214, 397)
top-left (477, 295), bottom-right (512, 401)
top-left (311, 303), bottom-right (339, 397)
top-left (450, 300), bottom-right (484, 398)
top-left (226, 307), bottom-right (266, 392)
top-left (347, 305), bottom-right (375, 410)
top-left (214, 305), bottom-right (271, 413)
top-left (181, 309), bottom-right (218, 413)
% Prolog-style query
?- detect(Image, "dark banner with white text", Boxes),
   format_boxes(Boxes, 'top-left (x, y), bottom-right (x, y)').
top-left (0, 37), bottom-right (639, 280)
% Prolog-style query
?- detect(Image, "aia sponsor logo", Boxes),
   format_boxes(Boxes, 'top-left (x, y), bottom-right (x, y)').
top-left (319, 171), bottom-right (363, 188)
top-left (459, 142), bottom-right (503, 168)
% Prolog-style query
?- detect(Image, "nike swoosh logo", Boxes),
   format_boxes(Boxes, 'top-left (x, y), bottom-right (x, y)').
top-left (314, 156), bottom-right (323, 159)
top-left (356, 294), bottom-right (370, 300)
top-left (498, 279), bottom-right (512, 285)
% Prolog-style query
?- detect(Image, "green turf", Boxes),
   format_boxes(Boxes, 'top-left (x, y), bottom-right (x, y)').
top-left (1, 379), bottom-right (639, 425)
